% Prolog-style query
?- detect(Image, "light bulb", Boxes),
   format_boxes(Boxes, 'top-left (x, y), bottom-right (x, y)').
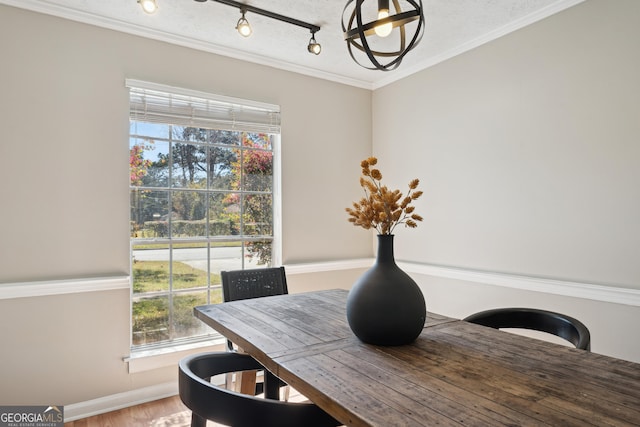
top-left (138, 0), bottom-right (158, 14)
top-left (236, 17), bottom-right (252, 37)
top-left (374, 9), bottom-right (392, 37)
top-left (308, 36), bottom-right (321, 55)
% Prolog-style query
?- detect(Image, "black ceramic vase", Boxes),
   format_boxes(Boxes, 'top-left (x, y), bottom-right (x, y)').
top-left (346, 234), bottom-right (426, 345)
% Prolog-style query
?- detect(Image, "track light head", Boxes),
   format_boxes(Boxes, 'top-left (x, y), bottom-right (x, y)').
top-left (192, 1), bottom-right (321, 55)
top-left (236, 9), bottom-right (252, 37)
top-left (307, 32), bottom-right (321, 55)
top-left (138, 0), bottom-right (158, 14)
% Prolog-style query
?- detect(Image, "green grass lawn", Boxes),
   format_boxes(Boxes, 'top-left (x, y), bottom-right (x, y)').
top-left (132, 260), bottom-right (224, 345)
top-left (132, 260), bottom-right (222, 292)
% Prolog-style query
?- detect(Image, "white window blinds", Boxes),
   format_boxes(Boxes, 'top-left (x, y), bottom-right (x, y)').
top-left (126, 79), bottom-right (281, 134)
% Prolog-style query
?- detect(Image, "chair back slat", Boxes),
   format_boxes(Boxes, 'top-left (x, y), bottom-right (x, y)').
top-left (464, 308), bottom-right (591, 350)
top-left (221, 267), bottom-right (288, 302)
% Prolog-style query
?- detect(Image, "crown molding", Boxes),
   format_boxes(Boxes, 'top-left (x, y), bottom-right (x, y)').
top-left (373, 0), bottom-right (586, 89)
top-left (0, 0), bottom-right (374, 90)
top-left (2, 0), bottom-right (586, 90)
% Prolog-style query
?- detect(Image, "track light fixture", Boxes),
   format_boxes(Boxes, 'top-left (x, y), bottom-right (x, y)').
top-left (138, 0), bottom-right (158, 14)
top-left (194, 0), bottom-right (321, 55)
top-left (308, 31), bottom-right (321, 55)
top-left (236, 8), bottom-right (252, 37)
top-left (342, 0), bottom-right (425, 71)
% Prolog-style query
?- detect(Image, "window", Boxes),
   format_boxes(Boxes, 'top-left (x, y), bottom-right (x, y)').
top-left (127, 80), bottom-right (281, 349)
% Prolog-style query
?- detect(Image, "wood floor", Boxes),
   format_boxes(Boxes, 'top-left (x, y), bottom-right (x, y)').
top-left (65, 388), bottom-right (307, 426)
top-left (64, 395), bottom-right (197, 427)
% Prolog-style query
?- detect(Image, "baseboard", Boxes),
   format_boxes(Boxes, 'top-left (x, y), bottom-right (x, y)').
top-left (65, 374), bottom-right (233, 421)
top-left (64, 382), bottom-right (178, 422)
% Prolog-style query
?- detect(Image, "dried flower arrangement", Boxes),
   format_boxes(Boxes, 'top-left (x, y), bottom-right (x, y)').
top-left (346, 157), bottom-right (423, 235)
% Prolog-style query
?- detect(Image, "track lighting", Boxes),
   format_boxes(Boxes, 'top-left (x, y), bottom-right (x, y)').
top-left (138, 0), bottom-right (158, 14)
top-left (343, 0), bottom-right (425, 71)
top-left (194, 0), bottom-right (321, 55)
top-left (307, 32), bottom-right (321, 55)
top-left (236, 8), bottom-right (252, 37)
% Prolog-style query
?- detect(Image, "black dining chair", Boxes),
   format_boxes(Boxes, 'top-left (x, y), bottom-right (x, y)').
top-left (221, 266), bottom-right (288, 305)
top-left (464, 307), bottom-right (591, 350)
top-left (179, 352), bottom-right (342, 427)
top-left (220, 266), bottom-right (290, 399)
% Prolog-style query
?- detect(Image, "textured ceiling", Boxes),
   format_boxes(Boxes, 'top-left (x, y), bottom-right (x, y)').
top-left (2, 0), bottom-right (584, 88)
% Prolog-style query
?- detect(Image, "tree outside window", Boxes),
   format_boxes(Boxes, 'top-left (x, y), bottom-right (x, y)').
top-left (130, 123), bottom-right (275, 348)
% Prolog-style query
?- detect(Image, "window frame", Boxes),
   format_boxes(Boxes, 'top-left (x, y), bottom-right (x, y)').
top-left (127, 80), bottom-right (282, 352)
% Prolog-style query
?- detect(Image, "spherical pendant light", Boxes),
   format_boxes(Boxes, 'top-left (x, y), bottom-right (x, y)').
top-left (342, 0), bottom-right (424, 71)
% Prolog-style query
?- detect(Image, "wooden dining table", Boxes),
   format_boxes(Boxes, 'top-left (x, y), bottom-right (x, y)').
top-left (194, 288), bottom-right (640, 426)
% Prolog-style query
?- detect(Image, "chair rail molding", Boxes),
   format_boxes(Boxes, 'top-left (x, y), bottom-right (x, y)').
top-left (0, 276), bottom-right (130, 300)
top-left (2, 261), bottom-right (637, 307)
top-left (285, 258), bottom-right (373, 274)
top-left (287, 258), bottom-right (640, 307)
top-left (399, 261), bottom-right (640, 308)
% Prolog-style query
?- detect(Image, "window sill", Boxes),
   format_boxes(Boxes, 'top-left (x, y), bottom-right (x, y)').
top-left (124, 337), bottom-right (226, 373)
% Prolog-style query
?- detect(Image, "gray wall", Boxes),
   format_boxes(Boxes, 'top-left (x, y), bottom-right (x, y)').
top-left (0, 5), bottom-right (372, 283)
top-left (371, 0), bottom-right (640, 364)
top-left (1, 0), bottom-right (638, 410)
top-left (0, 4), bottom-right (371, 405)
top-left (373, 0), bottom-right (640, 290)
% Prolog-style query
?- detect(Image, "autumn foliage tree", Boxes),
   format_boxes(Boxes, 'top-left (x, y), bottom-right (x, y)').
top-left (130, 143), bottom-right (152, 186)
top-left (225, 133), bottom-right (273, 264)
